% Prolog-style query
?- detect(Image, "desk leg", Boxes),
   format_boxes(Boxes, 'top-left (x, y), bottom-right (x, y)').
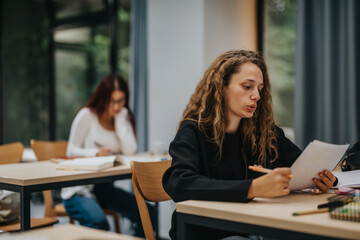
top-left (177, 213), bottom-right (204, 240)
top-left (177, 212), bottom-right (186, 240)
top-left (20, 189), bottom-right (31, 231)
top-left (155, 202), bottom-right (159, 240)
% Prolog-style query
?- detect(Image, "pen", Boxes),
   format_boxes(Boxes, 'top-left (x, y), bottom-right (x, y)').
top-left (57, 168), bottom-right (79, 171)
top-left (248, 165), bottom-right (294, 178)
top-left (94, 141), bottom-right (115, 155)
top-left (317, 202), bottom-right (330, 209)
top-left (292, 208), bottom-right (328, 216)
top-left (318, 195), bottom-right (353, 209)
top-left (94, 141), bottom-right (103, 148)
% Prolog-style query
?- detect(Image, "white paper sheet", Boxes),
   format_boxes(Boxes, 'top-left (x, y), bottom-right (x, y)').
top-left (289, 140), bottom-right (349, 190)
top-left (57, 156), bottom-right (117, 171)
top-left (119, 155), bottom-right (169, 165)
top-left (333, 169), bottom-right (360, 188)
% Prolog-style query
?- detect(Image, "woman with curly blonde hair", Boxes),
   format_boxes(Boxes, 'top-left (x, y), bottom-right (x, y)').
top-left (163, 50), bottom-right (337, 240)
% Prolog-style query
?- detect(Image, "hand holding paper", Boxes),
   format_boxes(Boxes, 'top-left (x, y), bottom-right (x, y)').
top-left (312, 169), bottom-right (337, 193)
top-left (289, 140), bottom-right (349, 191)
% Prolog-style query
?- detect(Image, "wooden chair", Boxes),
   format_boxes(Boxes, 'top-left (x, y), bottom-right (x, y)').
top-left (0, 142), bottom-right (24, 164)
top-left (30, 139), bottom-right (121, 233)
top-left (0, 218), bottom-right (59, 232)
top-left (30, 139), bottom-right (68, 161)
top-left (0, 142), bottom-right (58, 232)
top-left (131, 160), bottom-right (172, 240)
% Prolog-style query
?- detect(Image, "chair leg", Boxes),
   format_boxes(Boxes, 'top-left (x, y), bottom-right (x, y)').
top-left (69, 216), bottom-right (75, 224)
top-left (113, 213), bottom-right (121, 233)
top-left (104, 209), bottom-right (121, 233)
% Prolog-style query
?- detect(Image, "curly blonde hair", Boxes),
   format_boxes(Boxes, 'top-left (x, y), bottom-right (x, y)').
top-left (181, 50), bottom-right (278, 166)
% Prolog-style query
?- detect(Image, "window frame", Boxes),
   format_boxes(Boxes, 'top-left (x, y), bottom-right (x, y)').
top-left (0, 0), bottom-right (123, 144)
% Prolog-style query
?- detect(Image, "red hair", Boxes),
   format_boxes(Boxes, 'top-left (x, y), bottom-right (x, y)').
top-left (85, 74), bottom-right (136, 134)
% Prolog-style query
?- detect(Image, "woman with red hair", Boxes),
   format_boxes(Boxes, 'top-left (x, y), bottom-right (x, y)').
top-left (62, 74), bottom-right (155, 237)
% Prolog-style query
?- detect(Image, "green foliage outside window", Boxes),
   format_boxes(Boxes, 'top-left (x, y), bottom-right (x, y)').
top-left (118, 2), bottom-right (131, 80)
top-left (2, 0), bottom-right (131, 145)
top-left (2, 0), bottom-right (50, 144)
top-left (55, 25), bottom-right (111, 140)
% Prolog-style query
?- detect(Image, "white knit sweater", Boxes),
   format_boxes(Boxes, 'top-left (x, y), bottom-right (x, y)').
top-left (61, 107), bottom-right (137, 200)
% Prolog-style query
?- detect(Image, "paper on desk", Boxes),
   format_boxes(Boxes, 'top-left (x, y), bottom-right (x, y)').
top-left (289, 140), bottom-right (349, 191)
top-left (56, 156), bottom-right (118, 171)
top-left (118, 155), bottom-right (169, 165)
top-left (333, 169), bottom-right (360, 188)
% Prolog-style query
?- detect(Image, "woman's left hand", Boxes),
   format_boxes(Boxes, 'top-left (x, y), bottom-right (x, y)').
top-left (312, 169), bottom-right (336, 193)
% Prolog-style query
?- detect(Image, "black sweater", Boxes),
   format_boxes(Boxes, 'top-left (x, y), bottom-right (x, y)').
top-left (162, 120), bottom-right (302, 239)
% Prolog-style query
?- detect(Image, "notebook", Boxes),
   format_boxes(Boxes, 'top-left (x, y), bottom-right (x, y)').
top-left (56, 156), bottom-right (120, 171)
top-left (333, 169), bottom-right (360, 188)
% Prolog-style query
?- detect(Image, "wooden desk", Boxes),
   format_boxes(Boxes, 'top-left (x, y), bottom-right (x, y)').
top-left (7, 224), bottom-right (143, 239)
top-left (0, 161), bottom-right (132, 231)
top-left (176, 193), bottom-right (360, 240)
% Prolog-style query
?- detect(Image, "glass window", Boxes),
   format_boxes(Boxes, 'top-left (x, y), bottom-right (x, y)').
top-left (264, 0), bottom-right (297, 129)
top-left (55, 0), bottom-right (105, 19)
top-left (55, 25), bottom-right (110, 140)
top-left (2, 0), bottom-right (50, 145)
top-left (117, 0), bottom-right (131, 79)
top-left (1, 0), bottom-right (132, 145)
top-left (54, 28), bottom-right (91, 43)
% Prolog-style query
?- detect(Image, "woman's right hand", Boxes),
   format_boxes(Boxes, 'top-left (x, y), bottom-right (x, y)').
top-left (96, 147), bottom-right (111, 156)
top-left (247, 167), bottom-right (292, 199)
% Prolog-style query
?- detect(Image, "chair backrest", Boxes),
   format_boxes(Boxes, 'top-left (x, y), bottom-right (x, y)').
top-left (30, 139), bottom-right (68, 219)
top-left (0, 142), bottom-right (24, 164)
top-left (131, 160), bottom-right (171, 240)
top-left (30, 139), bottom-right (68, 161)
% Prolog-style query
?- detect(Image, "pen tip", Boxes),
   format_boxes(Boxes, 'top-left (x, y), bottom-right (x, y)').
top-left (292, 213), bottom-right (299, 216)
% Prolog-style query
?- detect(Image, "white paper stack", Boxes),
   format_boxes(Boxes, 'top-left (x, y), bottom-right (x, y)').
top-left (57, 156), bottom-right (117, 171)
top-left (333, 169), bottom-right (360, 188)
top-left (289, 140), bottom-right (349, 190)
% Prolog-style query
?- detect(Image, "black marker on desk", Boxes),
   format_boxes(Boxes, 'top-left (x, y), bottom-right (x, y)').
top-left (317, 202), bottom-right (330, 209)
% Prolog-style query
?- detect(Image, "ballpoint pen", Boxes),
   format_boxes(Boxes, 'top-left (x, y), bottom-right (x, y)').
top-left (248, 165), bottom-right (294, 178)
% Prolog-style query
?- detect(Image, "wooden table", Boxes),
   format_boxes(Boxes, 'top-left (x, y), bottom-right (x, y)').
top-left (176, 193), bottom-right (360, 240)
top-left (7, 223), bottom-right (143, 239)
top-left (0, 161), bottom-right (132, 231)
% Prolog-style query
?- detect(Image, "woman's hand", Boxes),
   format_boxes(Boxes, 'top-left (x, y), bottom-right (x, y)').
top-left (96, 147), bottom-right (111, 156)
top-left (312, 169), bottom-right (336, 194)
top-left (116, 107), bottom-right (129, 121)
top-left (248, 168), bottom-right (292, 199)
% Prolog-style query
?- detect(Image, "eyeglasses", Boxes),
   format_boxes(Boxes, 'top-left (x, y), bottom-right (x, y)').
top-left (110, 98), bottom-right (125, 106)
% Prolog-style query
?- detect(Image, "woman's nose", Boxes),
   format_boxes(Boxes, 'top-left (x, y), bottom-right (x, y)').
top-left (113, 104), bottom-right (121, 111)
top-left (251, 90), bottom-right (260, 101)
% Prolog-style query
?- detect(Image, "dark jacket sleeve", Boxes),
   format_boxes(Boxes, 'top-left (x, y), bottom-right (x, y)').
top-left (272, 127), bottom-right (302, 168)
top-left (162, 121), bottom-right (252, 203)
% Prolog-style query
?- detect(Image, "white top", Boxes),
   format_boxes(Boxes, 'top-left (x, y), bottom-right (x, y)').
top-left (61, 107), bottom-right (137, 200)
